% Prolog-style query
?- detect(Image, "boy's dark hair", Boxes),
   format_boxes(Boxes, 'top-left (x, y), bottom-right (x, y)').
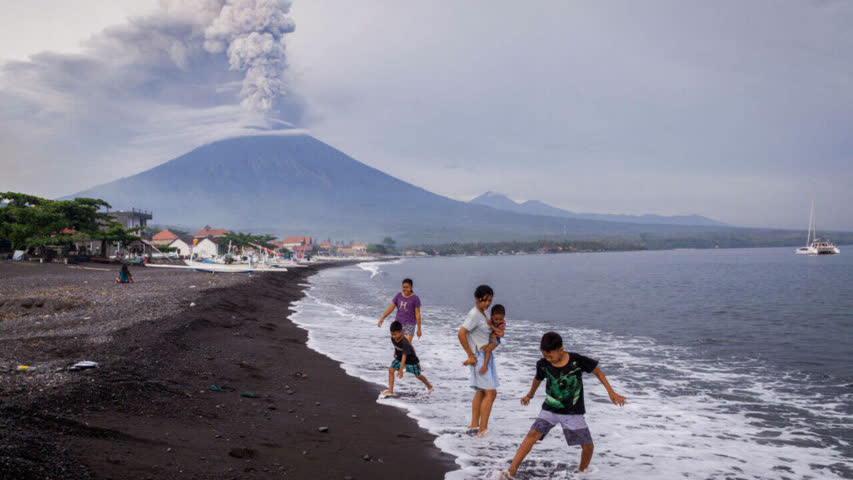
top-left (540, 332), bottom-right (563, 352)
top-left (491, 304), bottom-right (505, 316)
top-left (474, 284), bottom-right (494, 300)
top-left (390, 321), bottom-right (403, 332)
top-left (402, 278), bottom-right (413, 286)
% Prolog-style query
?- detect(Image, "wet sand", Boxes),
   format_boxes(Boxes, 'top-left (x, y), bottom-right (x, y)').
top-left (0, 261), bottom-right (456, 479)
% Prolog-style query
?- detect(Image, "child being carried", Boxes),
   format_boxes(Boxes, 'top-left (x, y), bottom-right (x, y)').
top-left (479, 304), bottom-right (506, 375)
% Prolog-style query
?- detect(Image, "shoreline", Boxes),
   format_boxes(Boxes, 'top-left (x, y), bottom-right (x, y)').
top-left (0, 261), bottom-right (456, 479)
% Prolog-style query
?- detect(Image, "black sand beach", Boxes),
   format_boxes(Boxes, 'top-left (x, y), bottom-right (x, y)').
top-left (0, 261), bottom-right (456, 479)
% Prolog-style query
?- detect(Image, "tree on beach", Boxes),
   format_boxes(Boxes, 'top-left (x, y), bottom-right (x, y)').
top-left (0, 192), bottom-right (138, 255)
top-left (219, 231), bottom-right (281, 252)
top-left (366, 243), bottom-right (389, 254)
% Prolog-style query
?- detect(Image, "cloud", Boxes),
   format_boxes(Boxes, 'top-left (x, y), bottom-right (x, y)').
top-left (0, 0), bottom-right (300, 197)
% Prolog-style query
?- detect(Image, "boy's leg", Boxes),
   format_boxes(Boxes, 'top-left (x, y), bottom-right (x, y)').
top-left (415, 374), bottom-right (433, 392)
top-left (507, 429), bottom-right (544, 477)
top-left (579, 444), bottom-right (594, 471)
top-left (469, 390), bottom-right (485, 429)
top-left (381, 367), bottom-right (395, 395)
top-left (477, 389), bottom-right (497, 434)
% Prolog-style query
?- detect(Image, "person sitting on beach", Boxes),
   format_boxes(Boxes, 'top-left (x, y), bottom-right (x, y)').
top-left (377, 278), bottom-right (422, 343)
top-left (381, 321), bottom-right (433, 396)
top-left (501, 332), bottom-right (626, 478)
top-left (478, 304), bottom-right (506, 376)
top-left (116, 265), bottom-right (133, 284)
top-left (458, 284), bottom-right (499, 436)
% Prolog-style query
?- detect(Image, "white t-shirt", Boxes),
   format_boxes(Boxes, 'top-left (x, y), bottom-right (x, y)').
top-left (461, 306), bottom-right (491, 352)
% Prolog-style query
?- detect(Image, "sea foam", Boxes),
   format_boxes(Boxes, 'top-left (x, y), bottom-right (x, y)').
top-left (290, 260), bottom-right (850, 479)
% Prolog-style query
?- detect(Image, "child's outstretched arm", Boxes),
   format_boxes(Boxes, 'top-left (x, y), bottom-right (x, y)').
top-left (592, 367), bottom-right (626, 406)
top-left (520, 378), bottom-right (542, 406)
top-left (377, 302), bottom-right (396, 327)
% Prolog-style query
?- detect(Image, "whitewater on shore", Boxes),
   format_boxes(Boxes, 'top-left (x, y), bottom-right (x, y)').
top-left (291, 256), bottom-right (851, 479)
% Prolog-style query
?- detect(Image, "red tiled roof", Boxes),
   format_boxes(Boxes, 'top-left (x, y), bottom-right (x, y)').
top-left (282, 236), bottom-right (307, 244)
top-left (152, 229), bottom-right (178, 241)
top-left (352, 243), bottom-right (366, 247)
top-left (319, 241), bottom-right (332, 247)
top-left (194, 227), bottom-right (229, 237)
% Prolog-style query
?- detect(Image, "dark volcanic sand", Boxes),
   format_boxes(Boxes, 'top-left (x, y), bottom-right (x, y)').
top-left (0, 261), bottom-right (457, 479)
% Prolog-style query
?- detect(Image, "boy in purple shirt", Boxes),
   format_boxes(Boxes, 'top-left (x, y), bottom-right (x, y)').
top-left (378, 278), bottom-right (422, 343)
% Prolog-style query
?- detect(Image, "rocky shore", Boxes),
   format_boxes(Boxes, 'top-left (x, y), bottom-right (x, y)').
top-left (0, 261), bottom-right (456, 479)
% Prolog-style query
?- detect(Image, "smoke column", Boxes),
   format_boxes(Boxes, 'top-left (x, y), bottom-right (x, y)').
top-left (203, 0), bottom-right (295, 111)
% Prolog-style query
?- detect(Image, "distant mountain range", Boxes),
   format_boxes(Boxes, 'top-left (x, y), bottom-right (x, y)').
top-left (67, 133), bottom-right (727, 243)
top-left (470, 191), bottom-right (726, 227)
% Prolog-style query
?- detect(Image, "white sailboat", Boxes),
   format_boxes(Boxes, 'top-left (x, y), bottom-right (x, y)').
top-left (796, 192), bottom-right (840, 255)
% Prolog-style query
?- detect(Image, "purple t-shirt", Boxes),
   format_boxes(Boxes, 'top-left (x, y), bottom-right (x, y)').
top-left (393, 292), bottom-right (421, 325)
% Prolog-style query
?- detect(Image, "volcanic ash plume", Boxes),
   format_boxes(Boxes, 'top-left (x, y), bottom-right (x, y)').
top-left (203, 0), bottom-right (296, 111)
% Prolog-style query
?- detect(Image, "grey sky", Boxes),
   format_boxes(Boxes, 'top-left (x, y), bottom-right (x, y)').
top-left (1, 1), bottom-right (851, 229)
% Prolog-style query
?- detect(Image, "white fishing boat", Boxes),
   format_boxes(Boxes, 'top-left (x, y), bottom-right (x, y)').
top-left (796, 192), bottom-right (840, 255)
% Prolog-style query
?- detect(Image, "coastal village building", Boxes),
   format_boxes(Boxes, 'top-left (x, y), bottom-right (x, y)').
top-left (168, 237), bottom-right (194, 257)
top-left (67, 208), bottom-right (153, 257)
top-left (282, 236), bottom-right (311, 249)
top-left (193, 237), bottom-right (220, 258)
top-left (352, 243), bottom-right (367, 253)
top-left (193, 225), bottom-right (229, 238)
top-left (151, 229), bottom-right (179, 246)
top-left (108, 209), bottom-right (153, 230)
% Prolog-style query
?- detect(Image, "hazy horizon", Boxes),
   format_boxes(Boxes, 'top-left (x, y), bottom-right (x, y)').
top-left (1, 1), bottom-right (851, 230)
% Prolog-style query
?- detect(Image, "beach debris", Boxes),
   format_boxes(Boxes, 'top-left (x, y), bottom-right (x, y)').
top-left (362, 454), bottom-right (371, 461)
top-left (318, 426), bottom-right (329, 433)
top-left (293, 371), bottom-right (309, 379)
top-left (241, 391), bottom-right (260, 399)
top-left (315, 401), bottom-right (321, 406)
top-left (16, 365), bottom-right (37, 372)
top-left (189, 285), bottom-right (197, 289)
top-left (208, 384), bottom-right (235, 392)
top-left (189, 302), bottom-right (196, 307)
top-left (352, 414), bottom-right (358, 419)
top-left (69, 361), bottom-right (99, 371)
top-left (228, 447), bottom-right (255, 459)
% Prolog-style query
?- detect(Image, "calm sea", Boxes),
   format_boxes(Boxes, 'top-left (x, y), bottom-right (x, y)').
top-left (291, 247), bottom-right (852, 479)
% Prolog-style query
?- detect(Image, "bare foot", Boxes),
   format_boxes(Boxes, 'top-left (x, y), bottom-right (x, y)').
top-left (427, 386), bottom-right (434, 394)
top-left (380, 390), bottom-right (393, 396)
top-left (477, 428), bottom-right (488, 437)
top-left (499, 471), bottom-right (515, 480)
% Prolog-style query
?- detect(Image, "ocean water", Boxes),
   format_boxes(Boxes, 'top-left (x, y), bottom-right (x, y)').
top-left (291, 248), bottom-right (853, 479)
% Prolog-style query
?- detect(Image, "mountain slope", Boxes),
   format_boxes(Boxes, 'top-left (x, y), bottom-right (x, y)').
top-left (68, 134), bottom-right (724, 242)
top-left (470, 192), bottom-right (725, 227)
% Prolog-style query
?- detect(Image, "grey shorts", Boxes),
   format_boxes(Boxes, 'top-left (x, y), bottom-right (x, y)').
top-left (401, 323), bottom-right (416, 337)
top-left (531, 410), bottom-right (593, 446)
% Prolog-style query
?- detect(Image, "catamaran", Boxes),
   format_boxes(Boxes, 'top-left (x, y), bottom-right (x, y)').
top-left (796, 193), bottom-right (840, 255)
